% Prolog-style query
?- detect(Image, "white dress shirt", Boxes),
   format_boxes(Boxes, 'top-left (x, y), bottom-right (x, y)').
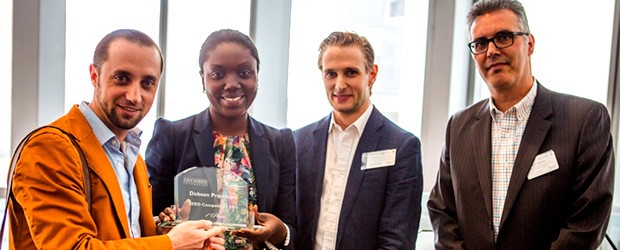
top-left (489, 80), bottom-right (536, 239)
top-left (314, 104), bottom-right (374, 250)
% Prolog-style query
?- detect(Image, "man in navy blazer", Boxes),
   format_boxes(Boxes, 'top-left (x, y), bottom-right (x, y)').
top-left (428, 1), bottom-right (614, 249)
top-left (294, 31), bottom-right (423, 249)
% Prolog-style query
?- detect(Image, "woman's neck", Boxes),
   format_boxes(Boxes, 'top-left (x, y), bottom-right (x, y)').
top-left (210, 110), bottom-right (248, 136)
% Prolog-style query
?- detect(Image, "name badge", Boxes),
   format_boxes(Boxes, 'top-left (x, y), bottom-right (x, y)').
top-left (361, 149), bottom-right (396, 170)
top-left (527, 150), bottom-right (559, 180)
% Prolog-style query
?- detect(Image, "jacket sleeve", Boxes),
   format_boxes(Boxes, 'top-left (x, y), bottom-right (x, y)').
top-left (377, 134), bottom-right (424, 249)
top-left (146, 118), bottom-right (177, 216)
top-left (427, 116), bottom-right (467, 250)
top-left (550, 103), bottom-right (614, 249)
top-left (11, 129), bottom-right (173, 249)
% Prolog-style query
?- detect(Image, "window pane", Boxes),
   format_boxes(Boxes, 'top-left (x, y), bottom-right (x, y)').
top-left (163, 0), bottom-right (251, 121)
top-left (65, 1), bottom-right (161, 153)
top-left (0, 0), bottom-right (13, 187)
top-left (287, 0), bottom-right (429, 135)
top-left (473, 1), bottom-right (614, 105)
top-left (1, 0), bottom-right (11, 245)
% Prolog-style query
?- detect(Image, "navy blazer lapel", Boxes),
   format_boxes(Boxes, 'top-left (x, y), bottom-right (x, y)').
top-left (193, 109), bottom-right (216, 167)
top-left (305, 115), bottom-right (331, 240)
top-left (473, 100), bottom-right (494, 222)
top-left (311, 116), bottom-right (330, 218)
top-left (248, 117), bottom-right (271, 210)
top-left (500, 83), bottom-right (553, 227)
top-left (336, 108), bottom-right (382, 244)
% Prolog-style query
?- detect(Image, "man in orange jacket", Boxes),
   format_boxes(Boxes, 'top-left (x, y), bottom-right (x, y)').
top-left (8, 29), bottom-right (226, 249)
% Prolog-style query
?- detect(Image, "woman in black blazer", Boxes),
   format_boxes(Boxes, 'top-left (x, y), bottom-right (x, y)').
top-left (146, 29), bottom-right (295, 249)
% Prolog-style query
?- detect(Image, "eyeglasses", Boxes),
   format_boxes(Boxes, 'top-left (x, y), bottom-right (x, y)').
top-left (468, 31), bottom-right (529, 55)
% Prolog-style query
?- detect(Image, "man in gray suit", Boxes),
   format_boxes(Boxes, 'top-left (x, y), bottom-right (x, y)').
top-left (294, 31), bottom-right (423, 249)
top-left (428, 0), bottom-right (614, 249)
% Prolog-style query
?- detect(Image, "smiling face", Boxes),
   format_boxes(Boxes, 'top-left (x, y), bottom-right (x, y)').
top-left (89, 38), bottom-right (161, 139)
top-left (320, 45), bottom-right (377, 125)
top-left (470, 9), bottom-right (534, 97)
top-left (202, 42), bottom-right (258, 122)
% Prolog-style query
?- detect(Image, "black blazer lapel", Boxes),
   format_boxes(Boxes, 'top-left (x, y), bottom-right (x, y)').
top-left (248, 117), bottom-right (272, 211)
top-left (500, 83), bottom-right (553, 228)
top-left (193, 109), bottom-right (215, 167)
top-left (473, 100), bottom-right (494, 222)
top-left (336, 108), bottom-right (382, 245)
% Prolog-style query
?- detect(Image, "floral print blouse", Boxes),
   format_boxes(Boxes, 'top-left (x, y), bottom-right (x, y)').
top-left (213, 131), bottom-right (257, 249)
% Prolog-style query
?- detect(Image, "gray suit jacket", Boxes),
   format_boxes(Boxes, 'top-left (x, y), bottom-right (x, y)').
top-left (294, 107), bottom-right (423, 250)
top-left (428, 83), bottom-right (614, 249)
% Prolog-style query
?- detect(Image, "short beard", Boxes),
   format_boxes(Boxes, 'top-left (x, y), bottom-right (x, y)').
top-left (105, 106), bottom-right (142, 130)
top-left (95, 80), bottom-right (143, 130)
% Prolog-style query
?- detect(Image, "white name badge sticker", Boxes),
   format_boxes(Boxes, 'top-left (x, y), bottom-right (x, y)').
top-left (527, 150), bottom-right (560, 180)
top-left (361, 149), bottom-right (396, 170)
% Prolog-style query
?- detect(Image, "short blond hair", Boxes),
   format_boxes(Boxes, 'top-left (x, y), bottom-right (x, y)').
top-left (317, 31), bottom-right (375, 72)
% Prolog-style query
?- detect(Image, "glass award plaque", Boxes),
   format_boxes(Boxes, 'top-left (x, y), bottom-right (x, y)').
top-left (171, 166), bottom-right (256, 229)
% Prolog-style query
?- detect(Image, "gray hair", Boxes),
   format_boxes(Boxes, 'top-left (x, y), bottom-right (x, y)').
top-left (466, 0), bottom-right (530, 33)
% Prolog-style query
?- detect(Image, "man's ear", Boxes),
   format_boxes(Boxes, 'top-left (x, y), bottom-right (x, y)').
top-left (89, 64), bottom-right (98, 87)
top-left (368, 64), bottom-right (379, 87)
top-left (527, 33), bottom-right (535, 56)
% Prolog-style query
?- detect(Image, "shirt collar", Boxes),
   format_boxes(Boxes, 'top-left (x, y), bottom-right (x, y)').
top-left (78, 101), bottom-right (142, 146)
top-left (489, 78), bottom-right (537, 122)
top-left (328, 103), bottom-right (374, 135)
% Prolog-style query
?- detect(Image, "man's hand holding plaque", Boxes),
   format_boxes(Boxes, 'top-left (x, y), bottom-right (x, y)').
top-left (166, 220), bottom-right (227, 249)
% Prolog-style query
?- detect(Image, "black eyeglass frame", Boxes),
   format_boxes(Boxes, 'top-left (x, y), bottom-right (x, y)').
top-left (468, 31), bottom-right (529, 55)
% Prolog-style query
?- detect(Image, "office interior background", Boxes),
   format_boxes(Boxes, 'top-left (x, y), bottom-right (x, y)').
top-left (2, 0), bottom-right (620, 248)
